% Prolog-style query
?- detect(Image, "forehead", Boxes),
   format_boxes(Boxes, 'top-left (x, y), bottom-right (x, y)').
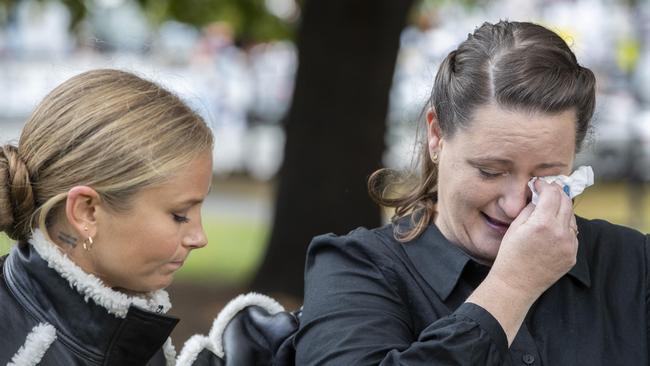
top-left (138, 151), bottom-right (213, 203)
top-left (449, 103), bottom-right (577, 157)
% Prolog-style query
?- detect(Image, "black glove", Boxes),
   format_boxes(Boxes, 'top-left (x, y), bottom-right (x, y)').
top-left (193, 348), bottom-right (226, 365)
top-left (174, 293), bottom-right (300, 366)
top-left (221, 305), bottom-right (300, 366)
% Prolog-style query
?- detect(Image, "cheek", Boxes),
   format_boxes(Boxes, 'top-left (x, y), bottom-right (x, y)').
top-left (446, 176), bottom-right (498, 214)
top-left (449, 187), bottom-right (483, 215)
top-left (439, 160), bottom-right (472, 195)
top-left (123, 222), bottom-right (180, 262)
top-left (438, 159), bottom-right (462, 191)
top-left (145, 227), bottom-right (181, 259)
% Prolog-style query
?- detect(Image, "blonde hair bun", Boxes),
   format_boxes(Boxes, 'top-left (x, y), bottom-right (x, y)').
top-left (0, 144), bottom-right (36, 241)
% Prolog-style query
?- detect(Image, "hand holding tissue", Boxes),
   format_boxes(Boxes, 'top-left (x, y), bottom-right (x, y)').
top-left (527, 166), bottom-right (594, 205)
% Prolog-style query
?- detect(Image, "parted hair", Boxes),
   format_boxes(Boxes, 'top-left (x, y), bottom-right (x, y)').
top-left (0, 69), bottom-right (214, 243)
top-left (368, 21), bottom-right (596, 242)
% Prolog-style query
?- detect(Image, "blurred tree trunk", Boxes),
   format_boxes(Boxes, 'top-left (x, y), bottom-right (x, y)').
top-left (251, 0), bottom-right (414, 298)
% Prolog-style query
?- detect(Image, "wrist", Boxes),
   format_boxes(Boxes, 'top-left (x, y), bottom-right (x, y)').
top-left (466, 273), bottom-right (540, 345)
top-left (485, 269), bottom-right (546, 302)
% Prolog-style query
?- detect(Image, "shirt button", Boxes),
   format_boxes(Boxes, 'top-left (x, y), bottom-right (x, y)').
top-left (522, 354), bottom-right (535, 364)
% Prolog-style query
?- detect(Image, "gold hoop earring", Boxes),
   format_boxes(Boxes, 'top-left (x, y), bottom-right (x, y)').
top-left (82, 226), bottom-right (93, 250)
top-left (431, 152), bottom-right (439, 164)
top-left (83, 236), bottom-right (94, 251)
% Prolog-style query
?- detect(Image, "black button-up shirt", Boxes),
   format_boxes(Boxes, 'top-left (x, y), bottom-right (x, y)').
top-left (295, 216), bottom-right (650, 365)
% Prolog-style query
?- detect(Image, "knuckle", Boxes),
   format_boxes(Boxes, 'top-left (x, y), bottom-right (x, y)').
top-left (534, 221), bottom-right (550, 234)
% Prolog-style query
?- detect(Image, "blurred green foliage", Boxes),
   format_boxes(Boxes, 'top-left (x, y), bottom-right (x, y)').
top-left (0, 0), bottom-right (296, 41)
top-left (0, 0), bottom-right (483, 42)
top-left (0, 0), bottom-right (642, 42)
top-left (137, 0), bottom-right (295, 41)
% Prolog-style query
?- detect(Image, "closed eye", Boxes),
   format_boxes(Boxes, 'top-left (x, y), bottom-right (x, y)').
top-left (172, 214), bottom-right (190, 223)
top-left (478, 168), bottom-right (503, 179)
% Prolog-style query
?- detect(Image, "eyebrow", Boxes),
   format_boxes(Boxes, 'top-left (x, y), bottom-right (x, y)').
top-left (175, 186), bottom-right (211, 206)
top-left (175, 197), bottom-right (205, 206)
top-left (467, 157), bottom-right (568, 169)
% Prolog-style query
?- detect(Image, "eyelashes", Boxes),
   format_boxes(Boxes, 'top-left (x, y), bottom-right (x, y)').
top-left (172, 213), bottom-right (190, 223)
top-left (478, 168), bottom-right (503, 179)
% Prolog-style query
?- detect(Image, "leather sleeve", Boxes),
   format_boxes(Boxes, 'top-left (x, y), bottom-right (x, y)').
top-left (178, 300), bottom-right (299, 366)
top-left (192, 349), bottom-right (226, 366)
top-left (221, 306), bottom-right (299, 366)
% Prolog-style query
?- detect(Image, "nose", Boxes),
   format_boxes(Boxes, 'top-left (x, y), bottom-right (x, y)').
top-left (183, 222), bottom-right (208, 250)
top-left (498, 177), bottom-right (532, 220)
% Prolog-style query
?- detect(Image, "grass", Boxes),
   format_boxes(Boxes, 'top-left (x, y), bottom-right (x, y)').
top-left (572, 181), bottom-right (650, 233)
top-left (0, 234), bottom-right (10, 257)
top-left (1, 180), bottom-right (649, 286)
top-left (174, 216), bottom-right (268, 284)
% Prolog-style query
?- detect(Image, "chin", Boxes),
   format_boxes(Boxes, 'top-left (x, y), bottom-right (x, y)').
top-left (157, 275), bottom-right (175, 290)
top-left (137, 277), bottom-right (174, 293)
top-left (471, 235), bottom-right (501, 263)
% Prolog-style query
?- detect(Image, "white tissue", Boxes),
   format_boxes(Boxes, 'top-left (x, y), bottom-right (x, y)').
top-left (528, 166), bottom-right (594, 205)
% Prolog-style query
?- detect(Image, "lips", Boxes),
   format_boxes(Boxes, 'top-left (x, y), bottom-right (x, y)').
top-left (482, 212), bottom-right (511, 235)
top-left (169, 260), bottom-right (185, 268)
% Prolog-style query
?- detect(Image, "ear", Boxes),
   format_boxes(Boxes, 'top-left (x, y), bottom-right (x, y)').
top-left (426, 108), bottom-right (444, 160)
top-left (65, 186), bottom-right (101, 239)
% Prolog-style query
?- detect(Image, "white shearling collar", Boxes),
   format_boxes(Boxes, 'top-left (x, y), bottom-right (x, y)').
top-left (8, 323), bottom-right (57, 366)
top-left (28, 229), bottom-right (172, 318)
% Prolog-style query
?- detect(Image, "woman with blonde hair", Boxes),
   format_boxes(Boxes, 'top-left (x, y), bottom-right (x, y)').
top-left (0, 69), bottom-right (293, 365)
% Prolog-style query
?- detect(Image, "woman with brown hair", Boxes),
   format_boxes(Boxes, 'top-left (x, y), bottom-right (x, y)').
top-left (0, 69), bottom-right (291, 365)
top-left (296, 21), bottom-right (649, 365)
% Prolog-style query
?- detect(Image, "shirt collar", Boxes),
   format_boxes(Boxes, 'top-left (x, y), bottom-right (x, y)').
top-left (401, 220), bottom-right (472, 301)
top-left (400, 216), bottom-right (591, 301)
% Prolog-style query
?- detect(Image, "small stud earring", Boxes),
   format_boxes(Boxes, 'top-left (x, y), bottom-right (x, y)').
top-left (431, 152), bottom-right (439, 163)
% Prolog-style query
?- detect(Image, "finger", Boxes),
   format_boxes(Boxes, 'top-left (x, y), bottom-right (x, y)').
top-left (534, 178), bottom-right (565, 194)
top-left (531, 180), bottom-right (562, 219)
top-left (569, 214), bottom-right (577, 233)
top-left (569, 215), bottom-right (579, 240)
top-left (510, 202), bottom-right (535, 228)
top-left (557, 187), bottom-right (575, 227)
top-left (571, 216), bottom-right (580, 243)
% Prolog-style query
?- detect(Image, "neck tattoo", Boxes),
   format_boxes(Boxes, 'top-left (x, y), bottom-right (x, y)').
top-left (57, 231), bottom-right (78, 248)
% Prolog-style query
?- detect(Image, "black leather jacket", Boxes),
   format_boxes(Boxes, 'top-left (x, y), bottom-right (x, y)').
top-left (0, 233), bottom-right (298, 366)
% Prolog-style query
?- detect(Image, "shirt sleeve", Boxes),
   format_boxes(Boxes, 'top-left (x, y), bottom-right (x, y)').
top-left (295, 231), bottom-right (509, 365)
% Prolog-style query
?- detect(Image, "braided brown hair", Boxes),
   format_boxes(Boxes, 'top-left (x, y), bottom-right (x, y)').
top-left (0, 145), bottom-right (36, 242)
